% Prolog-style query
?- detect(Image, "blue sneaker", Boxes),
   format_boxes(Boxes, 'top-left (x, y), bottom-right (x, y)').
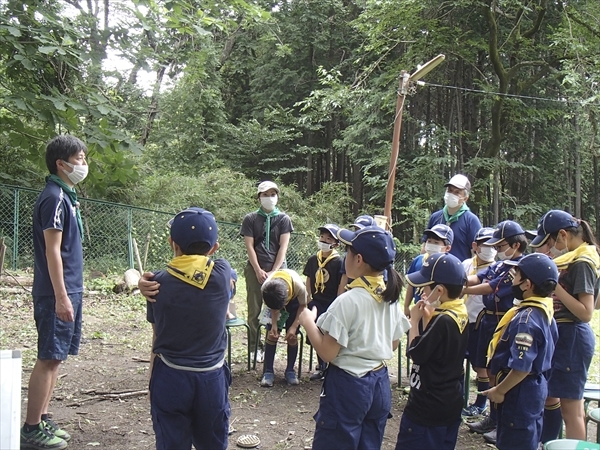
top-left (284, 371), bottom-right (299, 386)
top-left (462, 404), bottom-right (488, 417)
top-left (260, 372), bottom-right (274, 387)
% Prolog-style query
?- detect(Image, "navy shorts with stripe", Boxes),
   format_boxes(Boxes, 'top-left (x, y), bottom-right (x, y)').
top-left (34, 293), bottom-right (83, 360)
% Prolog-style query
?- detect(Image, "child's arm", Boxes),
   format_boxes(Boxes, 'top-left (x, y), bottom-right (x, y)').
top-left (148, 324), bottom-right (156, 398)
top-left (299, 306), bottom-right (341, 362)
top-left (403, 285), bottom-right (414, 318)
top-left (269, 308), bottom-right (280, 340)
top-left (138, 272), bottom-right (159, 301)
top-left (286, 302), bottom-right (306, 341)
top-left (483, 369), bottom-right (529, 404)
top-left (338, 274), bottom-right (349, 296)
top-left (463, 282), bottom-right (493, 296)
top-left (465, 274), bottom-right (482, 286)
top-left (553, 284), bottom-right (595, 323)
top-left (43, 229), bottom-right (74, 322)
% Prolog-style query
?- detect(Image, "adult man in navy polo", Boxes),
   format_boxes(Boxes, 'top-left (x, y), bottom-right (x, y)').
top-left (424, 174), bottom-right (482, 262)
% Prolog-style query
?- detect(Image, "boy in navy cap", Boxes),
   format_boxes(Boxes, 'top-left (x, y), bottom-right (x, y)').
top-left (337, 215), bottom-right (378, 295)
top-left (300, 225), bottom-right (409, 450)
top-left (303, 224), bottom-right (343, 381)
top-left (484, 253), bottom-right (559, 450)
top-left (462, 227), bottom-right (496, 417)
top-left (403, 224), bottom-right (454, 317)
top-left (395, 253), bottom-right (469, 450)
top-left (146, 207), bottom-right (232, 450)
top-left (463, 220), bottom-right (527, 443)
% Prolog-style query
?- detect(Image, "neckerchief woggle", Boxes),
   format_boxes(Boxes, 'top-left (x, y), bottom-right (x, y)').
top-left (256, 207), bottom-right (280, 250)
top-left (347, 275), bottom-right (386, 303)
top-left (486, 296), bottom-right (553, 365)
top-left (442, 203), bottom-right (469, 224)
top-left (167, 255), bottom-right (214, 289)
top-left (314, 249), bottom-right (339, 293)
top-left (432, 298), bottom-right (468, 333)
top-left (47, 174), bottom-right (84, 241)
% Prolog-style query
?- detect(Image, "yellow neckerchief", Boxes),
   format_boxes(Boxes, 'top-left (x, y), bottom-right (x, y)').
top-left (167, 255), bottom-right (214, 289)
top-left (432, 299), bottom-right (468, 333)
top-left (553, 243), bottom-right (600, 273)
top-left (486, 296), bottom-right (554, 365)
top-left (271, 270), bottom-right (295, 304)
top-left (314, 249), bottom-right (339, 293)
top-left (348, 275), bottom-right (386, 303)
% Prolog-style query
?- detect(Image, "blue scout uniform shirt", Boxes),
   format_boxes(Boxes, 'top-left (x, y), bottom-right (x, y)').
top-left (147, 258), bottom-right (231, 368)
top-left (424, 209), bottom-right (482, 262)
top-left (32, 181), bottom-right (84, 296)
top-left (489, 305), bottom-right (558, 377)
top-left (406, 254), bottom-right (426, 303)
top-left (478, 257), bottom-right (523, 313)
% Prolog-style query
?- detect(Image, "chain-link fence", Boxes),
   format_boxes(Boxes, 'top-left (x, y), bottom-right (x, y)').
top-left (0, 184), bottom-right (416, 276)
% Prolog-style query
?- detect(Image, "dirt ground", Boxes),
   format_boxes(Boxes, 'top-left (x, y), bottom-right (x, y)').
top-left (1, 280), bottom-right (495, 450)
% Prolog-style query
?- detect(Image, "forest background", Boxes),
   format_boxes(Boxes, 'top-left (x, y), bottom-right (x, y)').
top-left (2, 0), bottom-right (600, 244)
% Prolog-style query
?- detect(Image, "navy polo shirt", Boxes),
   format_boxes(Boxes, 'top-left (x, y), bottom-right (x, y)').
top-left (425, 209), bottom-right (482, 261)
top-left (32, 181), bottom-right (84, 296)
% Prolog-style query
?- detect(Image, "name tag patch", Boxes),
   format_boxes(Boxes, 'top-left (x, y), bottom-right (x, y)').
top-left (515, 333), bottom-right (533, 348)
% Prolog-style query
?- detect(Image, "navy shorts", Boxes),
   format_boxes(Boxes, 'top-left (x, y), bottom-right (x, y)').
top-left (548, 322), bottom-right (595, 399)
top-left (496, 374), bottom-right (546, 450)
top-left (150, 358), bottom-right (231, 450)
top-left (394, 415), bottom-right (461, 450)
top-left (466, 322), bottom-right (480, 367)
top-left (312, 364), bottom-right (391, 450)
top-left (34, 293), bottom-right (83, 360)
top-left (474, 315), bottom-right (498, 369)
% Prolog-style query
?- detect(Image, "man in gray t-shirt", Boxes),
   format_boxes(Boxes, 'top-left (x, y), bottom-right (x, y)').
top-left (240, 181), bottom-right (293, 359)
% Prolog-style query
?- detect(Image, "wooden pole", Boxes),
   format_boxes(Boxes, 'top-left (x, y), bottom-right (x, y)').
top-left (383, 71), bottom-right (410, 228)
top-left (132, 238), bottom-right (143, 274)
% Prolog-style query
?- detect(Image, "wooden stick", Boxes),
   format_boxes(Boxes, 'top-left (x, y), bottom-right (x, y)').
top-left (132, 238), bottom-right (143, 273)
top-left (142, 233), bottom-right (151, 272)
top-left (0, 237), bottom-right (5, 273)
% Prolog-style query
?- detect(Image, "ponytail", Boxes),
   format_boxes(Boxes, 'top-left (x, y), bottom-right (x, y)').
top-left (562, 219), bottom-right (600, 257)
top-left (383, 267), bottom-right (403, 304)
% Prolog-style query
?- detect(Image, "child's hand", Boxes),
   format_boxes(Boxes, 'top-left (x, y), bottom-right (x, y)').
top-left (482, 386), bottom-right (504, 404)
top-left (403, 305), bottom-right (411, 319)
top-left (410, 301), bottom-right (425, 321)
top-left (138, 272), bottom-right (159, 302)
top-left (285, 328), bottom-right (298, 344)
top-left (299, 306), bottom-right (317, 327)
top-left (256, 269), bottom-right (268, 284)
top-left (268, 326), bottom-right (280, 341)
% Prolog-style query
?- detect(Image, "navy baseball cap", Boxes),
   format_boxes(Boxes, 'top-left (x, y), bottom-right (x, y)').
top-left (424, 224), bottom-right (454, 245)
top-left (406, 253), bottom-right (467, 287)
top-left (338, 225), bottom-right (396, 271)
top-left (530, 210), bottom-right (579, 248)
top-left (475, 227), bottom-right (495, 243)
top-left (168, 207), bottom-right (218, 253)
top-left (486, 220), bottom-right (525, 246)
top-left (318, 223), bottom-right (340, 242)
top-left (352, 215), bottom-right (375, 230)
top-left (504, 253), bottom-right (559, 286)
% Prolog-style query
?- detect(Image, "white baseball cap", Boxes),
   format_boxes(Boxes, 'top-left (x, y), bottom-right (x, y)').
top-left (445, 174), bottom-right (471, 193)
top-left (257, 181), bottom-right (279, 195)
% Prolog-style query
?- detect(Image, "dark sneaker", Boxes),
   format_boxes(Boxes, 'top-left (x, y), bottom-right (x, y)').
top-left (260, 372), bottom-right (274, 387)
top-left (462, 404), bottom-right (488, 417)
top-left (466, 416), bottom-right (496, 434)
top-left (483, 428), bottom-right (497, 444)
top-left (43, 419), bottom-right (71, 442)
top-left (285, 371), bottom-right (299, 386)
top-left (21, 423), bottom-right (68, 449)
top-left (309, 370), bottom-right (324, 381)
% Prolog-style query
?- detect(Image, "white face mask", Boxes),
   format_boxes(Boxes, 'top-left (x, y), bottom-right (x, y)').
top-left (497, 246), bottom-right (514, 261)
top-left (550, 243), bottom-right (568, 258)
top-left (424, 243), bottom-right (444, 254)
top-left (478, 246), bottom-right (497, 262)
top-left (424, 286), bottom-right (442, 309)
top-left (444, 192), bottom-right (461, 209)
top-left (317, 241), bottom-right (333, 252)
top-left (62, 161), bottom-right (88, 184)
top-left (260, 195), bottom-right (278, 211)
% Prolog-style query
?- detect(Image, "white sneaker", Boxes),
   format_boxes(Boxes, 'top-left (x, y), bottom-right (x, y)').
top-left (255, 349), bottom-right (264, 363)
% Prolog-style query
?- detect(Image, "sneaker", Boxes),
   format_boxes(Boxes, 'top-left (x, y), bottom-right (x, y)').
top-left (260, 372), bottom-right (274, 387)
top-left (21, 423), bottom-right (68, 449)
top-left (483, 428), bottom-right (497, 445)
top-left (466, 415), bottom-right (496, 434)
top-left (309, 370), bottom-right (324, 381)
top-left (462, 404), bottom-right (488, 417)
top-left (255, 348), bottom-right (264, 364)
top-left (285, 371), bottom-right (299, 386)
top-left (43, 419), bottom-right (71, 442)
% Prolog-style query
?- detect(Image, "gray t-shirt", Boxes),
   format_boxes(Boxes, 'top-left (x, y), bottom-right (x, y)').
top-left (555, 260), bottom-right (598, 322)
top-left (240, 211), bottom-right (293, 272)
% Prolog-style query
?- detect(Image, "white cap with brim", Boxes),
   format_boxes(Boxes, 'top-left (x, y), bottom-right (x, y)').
top-left (257, 181), bottom-right (279, 195)
top-left (445, 174), bottom-right (471, 193)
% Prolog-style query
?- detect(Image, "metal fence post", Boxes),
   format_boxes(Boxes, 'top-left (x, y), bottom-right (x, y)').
top-left (12, 188), bottom-right (19, 270)
top-left (127, 208), bottom-right (134, 270)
